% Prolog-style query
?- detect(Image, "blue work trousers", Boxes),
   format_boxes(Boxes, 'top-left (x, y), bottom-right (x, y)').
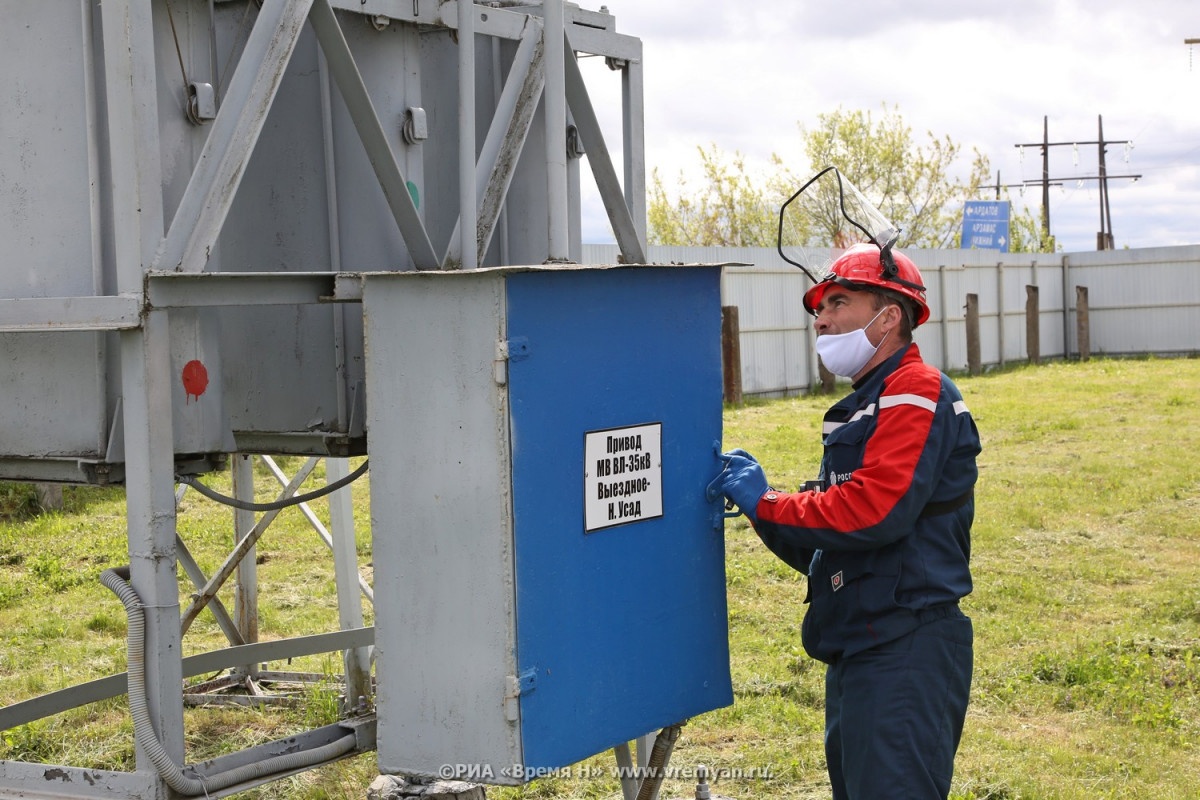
top-left (824, 607), bottom-right (973, 800)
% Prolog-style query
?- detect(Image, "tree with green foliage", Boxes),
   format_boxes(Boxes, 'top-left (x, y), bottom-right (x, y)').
top-left (1005, 202), bottom-right (1057, 253)
top-left (649, 104), bottom-right (1049, 253)
top-left (646, 145), bottom-right (778, 248)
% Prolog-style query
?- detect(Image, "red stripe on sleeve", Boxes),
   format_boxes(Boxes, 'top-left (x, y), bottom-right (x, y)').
top-left (758, 353), bottom-right (942, 534)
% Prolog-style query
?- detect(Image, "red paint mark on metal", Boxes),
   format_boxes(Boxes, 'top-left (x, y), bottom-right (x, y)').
top-left (182, 360), bottom-right (209, 403)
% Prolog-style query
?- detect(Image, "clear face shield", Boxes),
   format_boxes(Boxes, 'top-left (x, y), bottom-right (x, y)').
top-left (776, 166), bottom-right (903, 286)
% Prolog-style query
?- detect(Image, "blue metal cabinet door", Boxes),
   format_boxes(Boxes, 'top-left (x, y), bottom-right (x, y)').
top-left (505, 266), bottom-right (733, 770)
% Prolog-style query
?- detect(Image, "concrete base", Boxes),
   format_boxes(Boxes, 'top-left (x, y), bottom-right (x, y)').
top-left (368, 775), bottom-right (486, 800)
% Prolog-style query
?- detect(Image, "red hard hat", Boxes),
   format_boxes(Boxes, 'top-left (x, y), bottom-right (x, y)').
top-left (802, 243), bottom-right (930, 327)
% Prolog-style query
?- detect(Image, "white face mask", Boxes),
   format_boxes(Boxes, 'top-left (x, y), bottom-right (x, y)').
top-left (815, 307), bottom-right (888, 378)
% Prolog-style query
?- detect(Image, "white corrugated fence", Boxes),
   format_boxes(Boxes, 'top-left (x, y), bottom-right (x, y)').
top-left (582, 244), bottom-right (1200, 398)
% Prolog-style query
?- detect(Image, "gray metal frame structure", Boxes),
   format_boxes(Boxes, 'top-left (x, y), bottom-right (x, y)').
top-left (0, 1), bottom-right (651, 797)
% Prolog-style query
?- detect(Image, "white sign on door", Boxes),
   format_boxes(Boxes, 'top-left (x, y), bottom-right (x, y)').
top-left (583, 422), bottom-right (663, 532)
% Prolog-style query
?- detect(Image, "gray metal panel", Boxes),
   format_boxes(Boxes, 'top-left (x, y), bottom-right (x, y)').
top-left (930, 264), bottom-right (971, 372)
top-left (0, 2), bottom-right (110, 460)
top-left (168, 307), bottom-right (237, 455)
top-left (419, 28), bottom-right (530, 266)
top-left (722, 265), bottom-right (812, 396)
top-left (466, 35), bottom-right (582, 268)
top-left (214, 25), bottom-right (347, 445)
top-left (1038, 258), bottom-right (1068, 357)
top-left (0, 332), bottom-right (106, 458)
top-left (329, 17), bottom-right (424, 271)
top-left (0, 2), bottom-right (98, 298)
top-left (199, 13), bottom-right (433, 446)
top-left (363, 272), bottom-right (522, 778)
top-left (998, 261), bottom-right (1033, 365)
top-left (112, 0), bottom-right (231, 459)
top-left (416, 29), bottom-right (463, 264)
top-left (579, 243), bottom-right (620, 264)
top-left (1065, 246), bottom-right (1200, 356)
top-left (217, 27), bottom-right (333, 274)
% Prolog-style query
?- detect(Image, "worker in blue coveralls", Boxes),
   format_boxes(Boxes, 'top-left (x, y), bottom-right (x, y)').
top-left (708, 242), bottom-right (981, 800)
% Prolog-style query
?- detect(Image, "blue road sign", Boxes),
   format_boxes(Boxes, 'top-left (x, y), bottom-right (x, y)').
top-left (962, 201), bottom-right (1011, 251)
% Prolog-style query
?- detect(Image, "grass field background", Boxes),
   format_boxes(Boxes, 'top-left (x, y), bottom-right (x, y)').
top-left (0, 357), bottom-right (1197, 799)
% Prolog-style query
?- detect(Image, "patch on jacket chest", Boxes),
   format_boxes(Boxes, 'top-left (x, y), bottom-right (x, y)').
top-left (831, 570), bottom-right (844, 592)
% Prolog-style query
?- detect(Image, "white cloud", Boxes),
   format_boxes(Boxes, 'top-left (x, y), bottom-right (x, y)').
top-left (580, 0), bottom-right (1200, 251)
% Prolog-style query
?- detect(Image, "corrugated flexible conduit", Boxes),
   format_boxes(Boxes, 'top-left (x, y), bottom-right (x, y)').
top-left (101, 566), bottom-right (357, 796)
top-left (635, 723), bottom-right (684, 800)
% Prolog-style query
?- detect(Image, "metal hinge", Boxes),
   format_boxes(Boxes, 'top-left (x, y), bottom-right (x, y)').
top-left (505, 667), bottom-right (537, 698)
top-left (503, 666), bottom-right (538, 723)
top-left (495, 337), bottom-right (531, 385)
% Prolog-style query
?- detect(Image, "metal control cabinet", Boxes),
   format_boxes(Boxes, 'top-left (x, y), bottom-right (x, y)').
top-left (364, 264), bottom-right (732, 782)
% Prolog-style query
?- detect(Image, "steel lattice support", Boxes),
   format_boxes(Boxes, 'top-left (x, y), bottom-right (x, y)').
top-left (0, 1), bottom-right (653, 796)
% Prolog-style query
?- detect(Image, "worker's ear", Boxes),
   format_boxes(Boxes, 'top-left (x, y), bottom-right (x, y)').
top-left (883, 302), bottom-right (903, 333)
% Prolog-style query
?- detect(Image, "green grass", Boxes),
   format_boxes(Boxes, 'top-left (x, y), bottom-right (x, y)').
top-left (1, 358), bottom-right (1198, 799)
top-left (0, 456), bottom-right (375, 788)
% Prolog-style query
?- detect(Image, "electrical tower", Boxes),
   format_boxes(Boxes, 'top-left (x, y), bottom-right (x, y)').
top-left (1014, 115), bottom-right (1141, 250)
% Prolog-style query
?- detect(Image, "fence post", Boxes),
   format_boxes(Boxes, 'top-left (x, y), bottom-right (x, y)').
top-left (818, 358), bottom-right (836, 394)
top-left (721, 305), bottom-right (743, 405)
top-left (1025, 285), bottom-right (1040, 365)
top-left (35, 484), bottom-right (64, 512)
top-left (965, 293), bottom-right (981, 376)
top-left (1076, 286), bottom-right (1090, 361)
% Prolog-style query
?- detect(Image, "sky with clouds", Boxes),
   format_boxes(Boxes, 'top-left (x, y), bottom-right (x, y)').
top-left (578, 0), bottom-right (1200, 253)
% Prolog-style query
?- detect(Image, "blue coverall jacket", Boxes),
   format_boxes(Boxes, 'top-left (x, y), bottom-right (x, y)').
top-left (749, 343), bottom-right (981, 663)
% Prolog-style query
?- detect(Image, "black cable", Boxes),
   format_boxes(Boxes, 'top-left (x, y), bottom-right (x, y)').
top-left (177, 460), bottom-right (369, 512)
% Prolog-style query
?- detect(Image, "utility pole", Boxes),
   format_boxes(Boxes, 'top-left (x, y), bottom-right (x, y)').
top-left (1097, 115), bottom-right (1114, 250)
top-left (1040, 116), bottom-right (1050, 243)
top-left (1022, 116), bottom-right (1052, 244)
top-left (980, 170), bottom-right (1030, 200)
top-left (1014, 115), bottom-right (1140, 250)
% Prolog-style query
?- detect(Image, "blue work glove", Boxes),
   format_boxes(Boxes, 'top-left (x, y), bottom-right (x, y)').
top-left (706, 449), bottom-right (769, 524)
top-left (705, 449), bottom-right (757, 503)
